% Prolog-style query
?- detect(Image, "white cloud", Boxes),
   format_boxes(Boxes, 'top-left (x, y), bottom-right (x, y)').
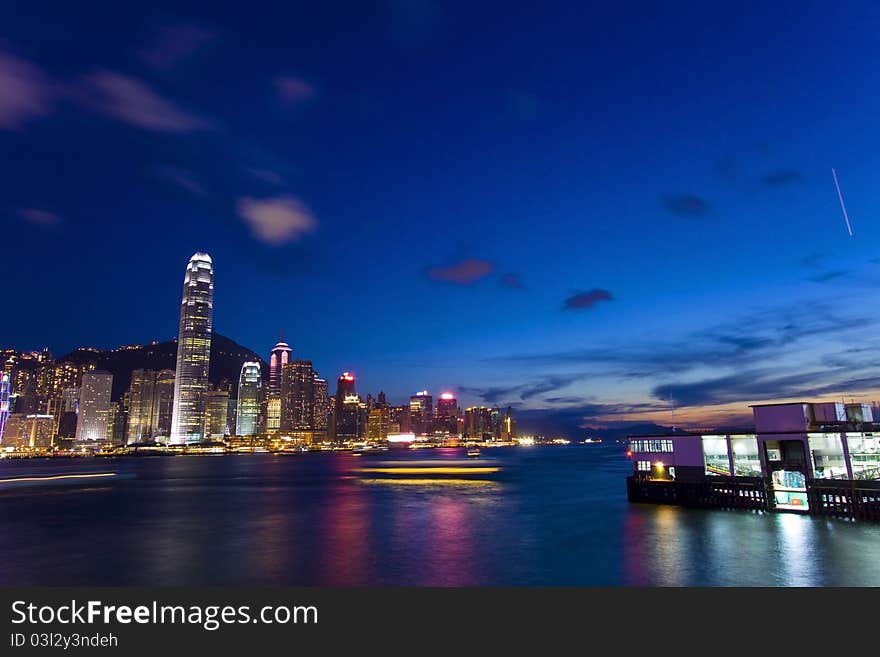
top-left (236, 195), bottom-right (317, 245)
top-left (18, 208), bottom-right (61, 225)
top-left (77, 71), bottom-right (214, 133)
top-left (0, 52), bottom-right (54, 129)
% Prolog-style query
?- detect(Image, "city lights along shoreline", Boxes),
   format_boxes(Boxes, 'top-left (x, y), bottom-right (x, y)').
top-left (0, 252), bottom-right (526, 455)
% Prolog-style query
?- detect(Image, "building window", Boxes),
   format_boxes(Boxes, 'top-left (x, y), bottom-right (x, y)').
top-left (731, 435), bottom-right (761, 477)
top-left (628, 439), bottom-right (674, 453)
top-left (846, 433), bottom-right (880, 480)
top-left (702, 435), bottom-right (730, 476)
top-left (808, 433), bottom-right (848, 479)
top-left (637, 460), bottom-right (651, 472)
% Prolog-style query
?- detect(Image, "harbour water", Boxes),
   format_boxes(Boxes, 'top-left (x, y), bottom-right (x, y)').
top-left (1, 445), bottom-right (879, 586)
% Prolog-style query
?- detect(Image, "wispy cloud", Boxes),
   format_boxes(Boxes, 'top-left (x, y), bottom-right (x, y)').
top-left (236, 195), bottom-right (318, 245)
top-left (761, 169), bottom-right (803, 187)
top-left (500, 273), bottom-right (524, 289)
top-left (0, 52), bottom-right (54, 129)
top-left (563, 289), bottom-right (612, 310)
top-left (76, 71), bottom-right (214, 133)
top-left (426, 258), bottom-right (495, 285)
top-left (155, 165), bottom-right (208, 196)
top-left (139, 24), bottom-right (218, 70)
top-left (808, 270), bottom-right (847, 283)
top-left (662, 195), bottom-right (710, 217)
top-left (274, 77), bottom-right (316, 106)
top-left (18, 208), bottom-right (61, 225)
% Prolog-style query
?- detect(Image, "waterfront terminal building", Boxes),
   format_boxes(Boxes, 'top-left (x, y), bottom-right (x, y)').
top-left (627, 401), bottom-right (880, 520)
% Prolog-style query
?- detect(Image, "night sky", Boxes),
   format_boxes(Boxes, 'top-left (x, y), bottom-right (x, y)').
top-left (3, 1), bottom-right (880, 435)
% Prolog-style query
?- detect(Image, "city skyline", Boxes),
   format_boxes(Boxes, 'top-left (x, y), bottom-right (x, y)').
top-left (4, 3), bottom-right (880, 435)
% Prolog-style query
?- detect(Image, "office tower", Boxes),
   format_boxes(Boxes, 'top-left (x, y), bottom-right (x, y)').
top-left (205, 389), bottom-right (229, 440)
top-left (75, 370), bottom-right (113, 442)
top-left (464, 406), bottom-right (496, 440)
top-left (281, 360), bottom-right (316, 431)
top-left (269, 340), bottom-right (292, 395)
top-left (235, 361), bottom-right (262, 436)
top-left (331, 373), bottom-right (356, 441)
top-left (0, 373), bottom-right (9, 444)
top-left (153, 370), bottom-right (175, 439)
top-left (435, 392), bottom-right (459, 436)
top-left (3, 414), bottom-right (54, 449)
top-left (409, 391), bottom-right (433, 436)
top-left (313, 378), bottom-right (328, 431)
top-left (336, 394), bottom-right (362, 442)
top-left (170, 252), bottom-right (214, 445)
top-left (367, 406), bottom-right (390, 442)
top-left (389, 404), bottom-right (409, 434)
top-left (500, 406), bottom-right (516, 441)
top-left (266, 394), bottom-right (281, 434)
top-left (127, 369), bottom-right (157, 444)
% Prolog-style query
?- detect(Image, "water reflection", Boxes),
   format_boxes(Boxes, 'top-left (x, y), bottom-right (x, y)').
top-left (1, 448), bottom-right (880, 586)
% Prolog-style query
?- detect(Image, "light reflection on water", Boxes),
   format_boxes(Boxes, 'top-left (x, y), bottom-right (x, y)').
top-left (1, 447), bottom-right (879, 586)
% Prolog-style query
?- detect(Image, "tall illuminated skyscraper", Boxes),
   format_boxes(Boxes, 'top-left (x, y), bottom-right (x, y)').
top-left (435, 392), bottom-right (459, 436)
top-left (409, 391), bottom-right (433, 436)
top-left (0, 373), bottom-right (10, 444)
top-left (269, 340), bottom-right (292, 395)
top-left (313, 378), bottom-right (328, 431)
top-left (170, 252), bottom-right (214, 445)
top-left (281, 360), bottom-right (316, 431)
top-left (75, 370), bottom-right (113, 442)
top-left (235, 361), bottom-right (262, 437)
top-left (331, 372), bottom-right (356, 441)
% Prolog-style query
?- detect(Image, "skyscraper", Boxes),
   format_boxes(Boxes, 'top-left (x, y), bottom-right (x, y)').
top-left (235, 361), bottom-right (262, 437)
top-left (313, 378), bottom-right (328, 431)
top-left (0, 373), bottom-right (10, 444)
top-left (170, 252), bottom-right (214, 445)
top-left (75, 370), bottom-right (113, 442)
top-left (205, 389), bottom-right (230, 440)
top-left (127, 369), bottom-right (157, 444)
top-left (435, 392), bottom-right (459, 436)
top-left (281, 360), bottom-right (317, 431)
top-left (269, 340), bottom-right (292, 395)
top-left (331, 372), bottom-right (356, 441)
top-left (409, 391), bottom-right (433, 436)
top-left (127, 369), bottom-right (176, 444)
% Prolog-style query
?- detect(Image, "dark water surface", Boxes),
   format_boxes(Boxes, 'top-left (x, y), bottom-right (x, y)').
top-left (1, 445), bottom-right (879, 586)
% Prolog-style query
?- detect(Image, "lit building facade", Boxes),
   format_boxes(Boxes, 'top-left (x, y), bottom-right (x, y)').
top-left (0, 373), bottom-right (9, 444)
top-left (331, 372), bottom-right (356, 441)
top-left (269, 340), bottom-right (292, 395)
top-left (281, 360), bottom-right (317, 431)
top-left (435, 392), bottom-right (459, 436)
top-left (75, 370), bottom-right (113, 442)
top-left (170, 252), bottom-right (214, 445)
top-left (409, 391), bottom-right (433, 436)
top-left (205, 389), bottom-right (230, 440)
top-left (313, 378), bottom-right (328, 431)
top-left (235, 361), bottom-right (262, 436)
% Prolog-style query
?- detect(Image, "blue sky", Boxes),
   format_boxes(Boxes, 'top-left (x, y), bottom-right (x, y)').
top-left (3, 1), bottom-right (880, 435)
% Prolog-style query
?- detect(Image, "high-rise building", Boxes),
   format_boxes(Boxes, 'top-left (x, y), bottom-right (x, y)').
top-left (205, 389), bottom-right (230, 440)
top-left (367, 406), bottom-right (390, 442)
top-left (3, 414), bottom-right (54, 448)
top-left (269, 340), bottom-right (292, 395)
top-left (464, 406), bottom-right (498, 440)
top-left (409, 391), bottom-right (433, 436)
top-left (331, 373), bottom-right (356, 441)
top-left (75, 370), bottom-right (113, 442)
top-left (127, 369), bottom-right (157, 444)
top-left (281, 360), bottom-right (317, 431)
top-left (153, 370), bottom-right (175, 440)
top-left (500, 406), bottom-right (516, 441)
top-left (313, 378), bottom-right (329, 431)
top-left (435, 392), bottom-right (459, 436)
top-left (235, 361), bottom-right (262, 436)
top-left (0, 373), bottom-right (10, 444)
top-left (126, 369), bottom-right (175, 444)
top-left (170, 252), bottom-right (214, 445)
top-left (266, 394), bottom-right (281, 434)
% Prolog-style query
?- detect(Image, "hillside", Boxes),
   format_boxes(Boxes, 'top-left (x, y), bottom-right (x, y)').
top-left (60, 333), bottom-right (268, 401)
